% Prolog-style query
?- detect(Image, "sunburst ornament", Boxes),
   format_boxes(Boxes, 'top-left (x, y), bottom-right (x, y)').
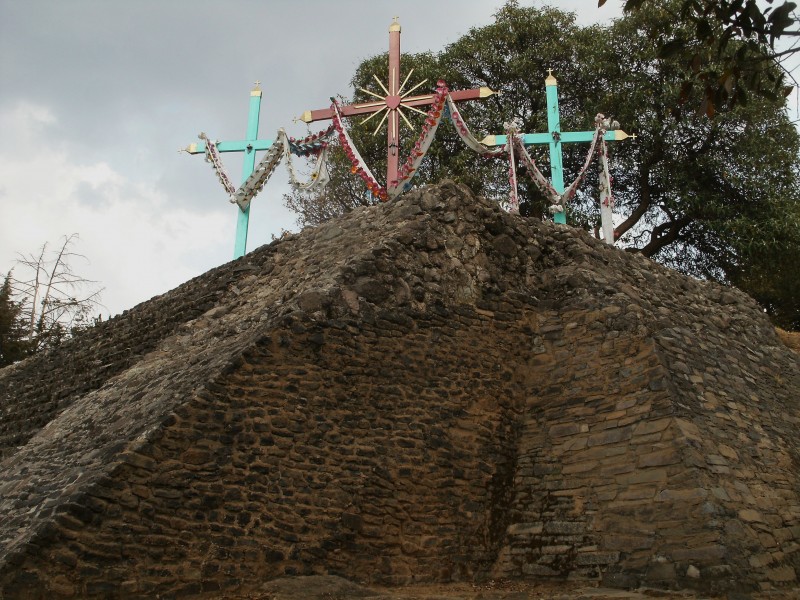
top-left (298, 17), bottom-right (496, 192)
top-left (357, 64), bottom-right (430, 136)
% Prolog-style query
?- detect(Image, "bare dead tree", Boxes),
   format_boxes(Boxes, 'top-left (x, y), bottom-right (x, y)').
top-left (10, 234), bottom-right (104, 351)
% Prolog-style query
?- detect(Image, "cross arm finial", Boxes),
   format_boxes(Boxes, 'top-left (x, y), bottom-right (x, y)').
top-left (389, 16), bottom-right (401, 32)
top-left (545, 68), bottom-right (557, 87)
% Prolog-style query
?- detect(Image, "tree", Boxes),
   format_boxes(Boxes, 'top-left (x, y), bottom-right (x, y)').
top-left (284, 1), bottom-right (800, 328)
top-left (9, 234), bottom-right (103, 352)
top-left (589, 3), bottom-right (800, 263)
top-left (603, 0), bottom-right (799, 114)
top-left (723, 202), bottom-right (800, 331)
top-left (0, 273), bottom-right (29, 367)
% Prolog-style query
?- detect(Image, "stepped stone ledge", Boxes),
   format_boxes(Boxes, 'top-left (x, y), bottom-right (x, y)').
top-left (0, 180), bottom-right (798, 598)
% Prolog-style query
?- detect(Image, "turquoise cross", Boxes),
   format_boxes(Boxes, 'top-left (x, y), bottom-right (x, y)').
top-left (185, 83), bottom-right (274, 259)
top-left (482, 70), bottom-right (631, 225)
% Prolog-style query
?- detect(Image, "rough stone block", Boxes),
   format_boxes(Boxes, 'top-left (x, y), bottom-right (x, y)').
top-left (521, 563), bottom-right (559, 577)
top-left (637, 448), bottom-right (680, 468)
top-left (506, 522), bottom-right (543, 536)
top-left (548, 423), bottom-right (587, 438)
top-left (669, 545), bottom-right (726, 563)
top-left (632, 418), bottom-right (672, 437)
top-left (656, 488), bottom-right (708, 503)
top-left (738, 509), bottom-right (766, 523)
top-left (575, 551), bottom-right (620, 566)
top-left (587, 427), bottom-right (633, 447)
top-left (603, 534), bottom-right (654, 551)
top-left (767, 565), bottom-right (796, 582)
top-left (616, 468), bottom-right (668, 486)
top-left (543, 521), bottom-right (585, 535)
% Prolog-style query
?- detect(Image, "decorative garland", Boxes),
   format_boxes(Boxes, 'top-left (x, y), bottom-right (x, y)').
top-left (597, 132), bottom-right (615, 242)
top-left (445, 95), bottom-right (505, 159)
top-left (330, 81), bottom-right (504, 199)
top-left (200, 132), bottom-right (237, 197)
top-left (284, 141), bottom-right (331, 192)
top-left (558, 114), bottom-right (608, 205)
top-left (391, 80), bottom-right (450, 197)
top-left (231, 138), bottom-right (286, 211)
top-left (331, 99), bottom-right (387, 201)
top-left (200, 124), bottom-right (336, 211)
top-left (504, 123), bottom-right (559, 204)
top-left (508, 114), bottom-right (611, 215)
top-left (199, 84), bottom-right (617, 235)
top-left (287, 125), bottom-right (335, 156)
top-left (283, 125), bottom-right (334, 192)
top-left (505, 121), bottom-right (521, 214)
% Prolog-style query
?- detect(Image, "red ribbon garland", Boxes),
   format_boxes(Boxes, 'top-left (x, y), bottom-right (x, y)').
top-left (331, 100), bottom-right (388, 200)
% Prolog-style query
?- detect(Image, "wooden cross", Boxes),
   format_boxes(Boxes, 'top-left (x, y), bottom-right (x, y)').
top-left (185, 83), bottom-right (273, 259)
top-left (298, 18), bottom-right (496, 192)
top-left (482, 72), bottom-right (632, 240)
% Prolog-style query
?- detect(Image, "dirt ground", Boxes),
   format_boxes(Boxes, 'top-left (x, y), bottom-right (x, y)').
top-left (208, 575), bottom-right (799, 600)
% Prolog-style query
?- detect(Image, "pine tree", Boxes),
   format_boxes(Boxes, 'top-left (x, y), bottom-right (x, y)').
top-left (0, 273), bottom-right (29, 367)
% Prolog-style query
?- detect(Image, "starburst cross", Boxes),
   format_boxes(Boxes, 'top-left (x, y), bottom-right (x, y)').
top-left (298, 18), bottom-right (496, 194)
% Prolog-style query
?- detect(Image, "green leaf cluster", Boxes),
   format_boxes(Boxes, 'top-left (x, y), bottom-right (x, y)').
top-left (613, 0), bottom-right (798, 114)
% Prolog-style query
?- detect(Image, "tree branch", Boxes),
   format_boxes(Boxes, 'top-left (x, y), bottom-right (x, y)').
top-left (615, 150), bottom-right (660, 240)
top-left (639, 216), bottom-right (692, 257)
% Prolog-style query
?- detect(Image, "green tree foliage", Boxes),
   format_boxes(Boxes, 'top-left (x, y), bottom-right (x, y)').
top-left (594, 3), bottom-right (800, 328)
top-left (605, 0), bottom-right (798, 114)
top-left (0, 273), bottom-right (29, 367)
top-left (723, 204), bottom-right (800, 330)
top-left (284, 1), bottom-right (800, 329)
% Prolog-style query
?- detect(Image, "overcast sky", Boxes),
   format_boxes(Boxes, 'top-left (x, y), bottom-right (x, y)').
top-left (3, 0), bottom-right (750, 318)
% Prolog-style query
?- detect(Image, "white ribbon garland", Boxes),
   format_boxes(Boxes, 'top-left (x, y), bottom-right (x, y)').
top-left (442, 97), bottom-right (615, 222)
top-left (598, 135), bottom-right (614, 243)
top-left (391, 86), bottom-right (448, 198)
top-left (281, 128), bottom-right (331, 192)
top-left (559, 114), bottom-right (608, 206)
top-left (232, 137), bottom-right (286, 211)
top-left (200, 132), bottom-right (237, 197)
top-left (445, 96), bottom-right (505, 158)
top-left (505, 121), bottom-right (521, 214)
top-left (508, 114), bottom-right (611, 223)
top-left (201, 127), bottom-right (335, 211)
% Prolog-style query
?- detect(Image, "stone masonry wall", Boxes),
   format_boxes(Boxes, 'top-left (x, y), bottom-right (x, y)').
top-left (492, 308), bottom-right (681, 584)
top-left (0, 258), bottom-right (262, 460)
top-left (487, 238), bottom-right (800, 594)
top-left (652, 319), bottom-right (800, 591)
top-left (0, 181), bottom-right (798, 598)
top-left (0, 305), bottom-right (531, 598)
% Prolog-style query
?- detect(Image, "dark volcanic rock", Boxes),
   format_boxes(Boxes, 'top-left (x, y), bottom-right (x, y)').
top-left (0, 181), bottom-right (797, 599)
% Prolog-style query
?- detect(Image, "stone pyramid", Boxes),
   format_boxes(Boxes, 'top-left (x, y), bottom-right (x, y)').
top-left (0, 181), bottom-right (798, 598)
